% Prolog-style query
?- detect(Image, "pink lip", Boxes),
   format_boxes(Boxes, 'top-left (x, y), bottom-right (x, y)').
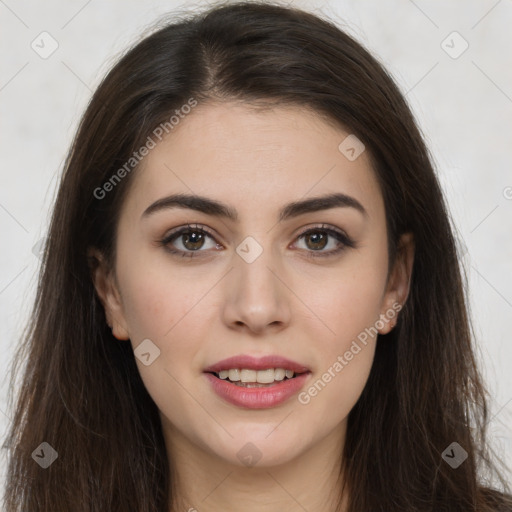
top-left (203, 354), bottom-right (311, 409)
top-left (204, 372), bottom-right (310, 409)
top-left (203, 354), bottom-right (310, 373)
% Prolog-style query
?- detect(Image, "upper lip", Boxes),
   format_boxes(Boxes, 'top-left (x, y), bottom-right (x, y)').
top-left (204, 355), bottom-right (310, 373)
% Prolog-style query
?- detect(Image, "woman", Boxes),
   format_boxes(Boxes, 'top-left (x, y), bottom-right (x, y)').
top-left (3, 2), bottom-right (511, 511)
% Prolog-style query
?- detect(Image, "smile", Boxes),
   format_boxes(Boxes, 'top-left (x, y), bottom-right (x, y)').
top-left (215, 367), bottom-right (298, 385)
top-left (204, 355), bottom-right (311, 409)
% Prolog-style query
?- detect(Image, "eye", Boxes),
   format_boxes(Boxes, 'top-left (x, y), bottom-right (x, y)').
top-left (159, 224), bottom-right (221, 258)
top-left (158, 223), bottom-right (355, 259)
top-left (293, 224), bottom-right (355, 258)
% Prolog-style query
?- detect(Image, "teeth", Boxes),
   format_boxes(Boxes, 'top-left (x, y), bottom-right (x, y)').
top-left (274, 368), bottom-right (285, 381)
top-left (216, 368), bottom-right (296, 383)
top-left (240, 369), bottom-right (257, 383)
top-left (228, 369), bottom-right (241, 381)
top-left (256, 369), bottom-right (275, 384)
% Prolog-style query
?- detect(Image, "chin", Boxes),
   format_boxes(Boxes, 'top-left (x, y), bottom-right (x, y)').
top-left (205, 427), bottom-right (310, 469)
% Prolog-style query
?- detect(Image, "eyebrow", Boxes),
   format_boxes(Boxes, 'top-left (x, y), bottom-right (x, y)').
top-left (141, 192), bottom-right (368, 222)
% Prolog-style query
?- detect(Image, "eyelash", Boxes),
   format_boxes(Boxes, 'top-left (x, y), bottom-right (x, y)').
top-left (158, 223), bottom-right (356, 259)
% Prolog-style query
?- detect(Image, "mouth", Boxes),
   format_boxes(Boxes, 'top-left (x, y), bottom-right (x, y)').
top-left (203, 355), bottom-right (311, 409)
top-left (206, 368), bottom-right (308, 388)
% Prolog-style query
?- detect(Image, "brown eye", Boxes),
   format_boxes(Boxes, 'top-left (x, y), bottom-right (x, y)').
top-left (180, 230), bottom-right (206, 251)
top-left (304, 231), bottom-right (328, 251)
top-left (160, 224), bottom-right (220, 258)
top-left (295, 225), bottom-right (356, 258)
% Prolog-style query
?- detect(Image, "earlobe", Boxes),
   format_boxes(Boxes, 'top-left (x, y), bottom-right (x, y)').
top-left (87, 248), bottom-right (130, 340)
top-left (377, 296), bottom-right (400, 335)
top-left (110, 320), bottom-right (130, 341)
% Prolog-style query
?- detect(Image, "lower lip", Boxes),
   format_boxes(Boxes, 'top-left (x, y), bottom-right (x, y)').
top-left (204, 372), bottom-right (310, 409)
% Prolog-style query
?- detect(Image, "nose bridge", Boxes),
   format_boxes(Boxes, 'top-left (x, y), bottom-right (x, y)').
top-left (222, 232), bottom-right (291, 332)
top-left (235, 233), bottom-right (281, 301)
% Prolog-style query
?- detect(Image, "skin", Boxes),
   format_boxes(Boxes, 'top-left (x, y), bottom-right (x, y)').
top-left (91, 102), bottom-right (414, 512)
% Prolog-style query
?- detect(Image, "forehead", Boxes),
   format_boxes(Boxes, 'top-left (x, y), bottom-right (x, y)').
top-left (122, 102), bottom-right (384, 224)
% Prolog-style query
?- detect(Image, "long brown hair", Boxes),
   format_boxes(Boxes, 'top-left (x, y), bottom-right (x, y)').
top-left (3, 2), bottom-right (511, 511)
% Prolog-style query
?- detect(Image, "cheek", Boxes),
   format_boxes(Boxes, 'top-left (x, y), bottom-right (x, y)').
top-left (117, 263), bottom-right (211, 428)
top-left (296, 275), bottom-right (380, 423)
top-left (113, 254), bottom-right (209, 408)
top-left (300, 250), bottom-right (388, 344)
top-left (293, 246), bottom-right (386, 414)
top-left (117, 243), bottom-right (209, 341)
top-left (121, 276), bottom-right (209, 377)
top-left (295, 343), bottom-right (375, 455)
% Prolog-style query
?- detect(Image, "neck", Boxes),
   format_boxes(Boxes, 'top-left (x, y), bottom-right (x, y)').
top-left (162, 418), bottom-right (349, 512)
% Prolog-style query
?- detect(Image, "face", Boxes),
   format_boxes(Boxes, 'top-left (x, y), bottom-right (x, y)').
top-left (92, 101), bottom-right (414, 469)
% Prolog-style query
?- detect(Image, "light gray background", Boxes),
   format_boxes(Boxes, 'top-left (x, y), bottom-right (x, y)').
top-left (1, 0), bottom-right (511, 492)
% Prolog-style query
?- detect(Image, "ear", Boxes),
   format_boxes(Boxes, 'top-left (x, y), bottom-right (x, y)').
top-left (377, 232), bottom-right (415, 335)
top-left (87, 248), bottom-right (130, 340)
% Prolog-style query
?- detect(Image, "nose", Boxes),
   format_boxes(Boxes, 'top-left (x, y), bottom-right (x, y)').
top-left (221, 243), bottom-right (292, 335)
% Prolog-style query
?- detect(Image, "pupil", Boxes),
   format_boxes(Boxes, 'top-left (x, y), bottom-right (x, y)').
top-left (307, 231), bottom-right (327, 250)
top-left (183, 231), bottom-right (204, 250)
top-left (182, 230), bottom-right (328, 251)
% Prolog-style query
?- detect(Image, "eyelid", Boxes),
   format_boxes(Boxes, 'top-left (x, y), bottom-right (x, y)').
top-left (293, 223), bottom-right (356, 255)
top-left (294, 223), bottom-right (351, 242)
top-left (162, 223), bottom-right (217, 242)
top-left (159, 222), bottom-right (355, 257)
top-left (159, 223), bottom-right (221, 257)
